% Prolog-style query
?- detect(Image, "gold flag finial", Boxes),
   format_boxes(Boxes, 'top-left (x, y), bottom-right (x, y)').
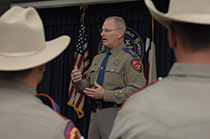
top-left (80, 5), bottom-right (89, 12)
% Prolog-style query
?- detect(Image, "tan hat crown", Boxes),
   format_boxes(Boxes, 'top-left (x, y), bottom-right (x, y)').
top-left (0, 6), bottom-right (45, 57)
top-left (0, 6), bottom-right (70, 71)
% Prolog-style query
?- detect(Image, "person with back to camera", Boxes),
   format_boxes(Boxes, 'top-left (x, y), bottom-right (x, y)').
top-left (109, 0), bottom-right (210, 139)
top-left (0, 6), bottom-right (84, 139)
top-left (71, 16), bottom-right (145, 139)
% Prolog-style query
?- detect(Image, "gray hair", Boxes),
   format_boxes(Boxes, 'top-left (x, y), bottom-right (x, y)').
top-left (105, 16), bottom-right (126, 33)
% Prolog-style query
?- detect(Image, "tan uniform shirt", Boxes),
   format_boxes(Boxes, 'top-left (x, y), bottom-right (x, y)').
top-left (75, 42), bottom-right (145, 104)
top-left (109, 62), bottom-right (210, 139)
top-left (0, 79), bottom-right (81, 139)
top-left (75, 42), bottom-right (145, 139)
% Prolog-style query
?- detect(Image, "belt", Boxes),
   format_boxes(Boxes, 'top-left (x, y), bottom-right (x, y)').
top-left (88, 98), bottom-right (121, 112)
top-left (96, 100), bottom-right (118, 110)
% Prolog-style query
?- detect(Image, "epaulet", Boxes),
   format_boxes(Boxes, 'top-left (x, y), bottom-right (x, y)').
top-left (118, 77), bottom-right (163, 111)
top-left (123, 47), bottom-right (138, 58)
top-left (124, 46), bottom-right (142, 73)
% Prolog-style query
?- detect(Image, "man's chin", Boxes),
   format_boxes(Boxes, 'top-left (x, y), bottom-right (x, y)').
top-left (102, 42), bottom-right (108, 47)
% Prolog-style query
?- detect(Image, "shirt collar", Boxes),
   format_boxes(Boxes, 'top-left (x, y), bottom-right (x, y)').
top-left (0, 79), bottom-right (37, 95)
top-left (109, 42), bottom-right (125, 58)
top-left (169, 62), bottom-right (210, 78)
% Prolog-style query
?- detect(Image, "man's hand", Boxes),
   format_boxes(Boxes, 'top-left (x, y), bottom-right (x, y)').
top-left (84, 82), bottom-right (104, 99)
top-left (71, 66), bottom-right (82, 83)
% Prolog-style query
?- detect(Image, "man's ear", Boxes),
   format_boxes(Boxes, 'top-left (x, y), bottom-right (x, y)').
top-left (36, 64), bottom-right (45, 84)
top-left (38, 64), bottom-right (45, 73)
top-left (118, 29), bottom-right (124, 38)
top-left (168, 26), bottom-right (177, 49)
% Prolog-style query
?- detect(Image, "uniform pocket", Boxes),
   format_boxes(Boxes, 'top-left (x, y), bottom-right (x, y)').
top-left (104, 63), bottom-right (125, 88)
top-left (89, 65), bottom-right (100, 86)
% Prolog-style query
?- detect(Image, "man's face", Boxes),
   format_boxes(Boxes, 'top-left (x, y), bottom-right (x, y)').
top-left (100, 19), bottom-right (122, 49)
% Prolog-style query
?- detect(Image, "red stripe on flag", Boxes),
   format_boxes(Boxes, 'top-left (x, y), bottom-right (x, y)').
top-left (144, 62), bottom-right (150, 84)
top-left (75, 94), bottom-right (83, 108)
top-left (77, 56), bottom-right (83, 70)
top-left (68, 85), bottom-right (75, 101)
top-left (73, 53), bottom-right (78, 66)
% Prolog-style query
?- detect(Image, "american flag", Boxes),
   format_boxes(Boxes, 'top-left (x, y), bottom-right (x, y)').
top-left (67, 13), bottom-right (90, 119)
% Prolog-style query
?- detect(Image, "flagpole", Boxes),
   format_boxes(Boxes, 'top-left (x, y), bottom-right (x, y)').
top-left (68, 5), bottom-right (90, 125)
top-left (151, 16), bottom-right (155, 82)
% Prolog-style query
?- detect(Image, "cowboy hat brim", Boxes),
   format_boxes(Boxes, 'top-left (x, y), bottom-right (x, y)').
top-left (0, 35), bottom-right (70, 71)
top-left (145, 0), bottom-right (210, 28)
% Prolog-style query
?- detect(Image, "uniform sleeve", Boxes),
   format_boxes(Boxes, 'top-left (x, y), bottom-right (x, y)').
top-left (73, 60), bottom-right (95, 93)
top-left (74, 78), bottom-right (90, 93)
top-left (103, 57), bottom-right (145, 104)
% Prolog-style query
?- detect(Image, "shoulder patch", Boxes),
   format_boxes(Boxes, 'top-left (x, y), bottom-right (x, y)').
top-left (131, 59), bottom-right (142, 73)
top-left (123, 47), bottom-right (138, 58)
top-left (65, 122), bottom-right (84, 139)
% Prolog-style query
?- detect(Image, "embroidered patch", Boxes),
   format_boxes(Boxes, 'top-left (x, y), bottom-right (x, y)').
top-left (65, 122), bottom-right (83, 139)
top-left (131, 59), bottom-right (142, 73)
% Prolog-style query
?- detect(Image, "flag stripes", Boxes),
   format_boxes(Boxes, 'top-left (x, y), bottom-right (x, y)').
top-left (67, 13), bottom-right (90, 119)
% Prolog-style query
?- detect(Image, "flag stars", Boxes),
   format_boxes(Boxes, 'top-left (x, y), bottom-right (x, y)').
top-left (74, 24), bottom-right (88, 54)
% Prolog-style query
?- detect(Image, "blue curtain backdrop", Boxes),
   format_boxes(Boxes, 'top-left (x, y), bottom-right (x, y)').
top-left (37, 0), bottom-right (174, 138)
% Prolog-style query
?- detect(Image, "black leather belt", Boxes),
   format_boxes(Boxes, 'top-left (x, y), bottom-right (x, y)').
top-left (88, 98), bottom-right (121, 112)
top-left (96, 100), bottom-right (117, 110)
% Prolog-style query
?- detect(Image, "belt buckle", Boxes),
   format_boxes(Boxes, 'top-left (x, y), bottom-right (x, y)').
top-left (97, 101), bottom-right (103, 110)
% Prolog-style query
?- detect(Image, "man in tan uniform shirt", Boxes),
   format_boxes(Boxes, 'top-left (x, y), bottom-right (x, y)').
top-left (71, 16), bottom-right (145, 139)
top-left (0, 6), bottom-right (83, 139)
top-left (109, 0), bottom-right (210, 139)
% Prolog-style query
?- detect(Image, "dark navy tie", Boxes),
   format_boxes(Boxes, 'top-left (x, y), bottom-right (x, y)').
top-left (96, 50), bottom-right (111, 86)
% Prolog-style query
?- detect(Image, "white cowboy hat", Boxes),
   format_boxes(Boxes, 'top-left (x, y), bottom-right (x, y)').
top-left (144, 0), bottom-right (210, 27)
top-left (0, 6), bottom-right (70, 71)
